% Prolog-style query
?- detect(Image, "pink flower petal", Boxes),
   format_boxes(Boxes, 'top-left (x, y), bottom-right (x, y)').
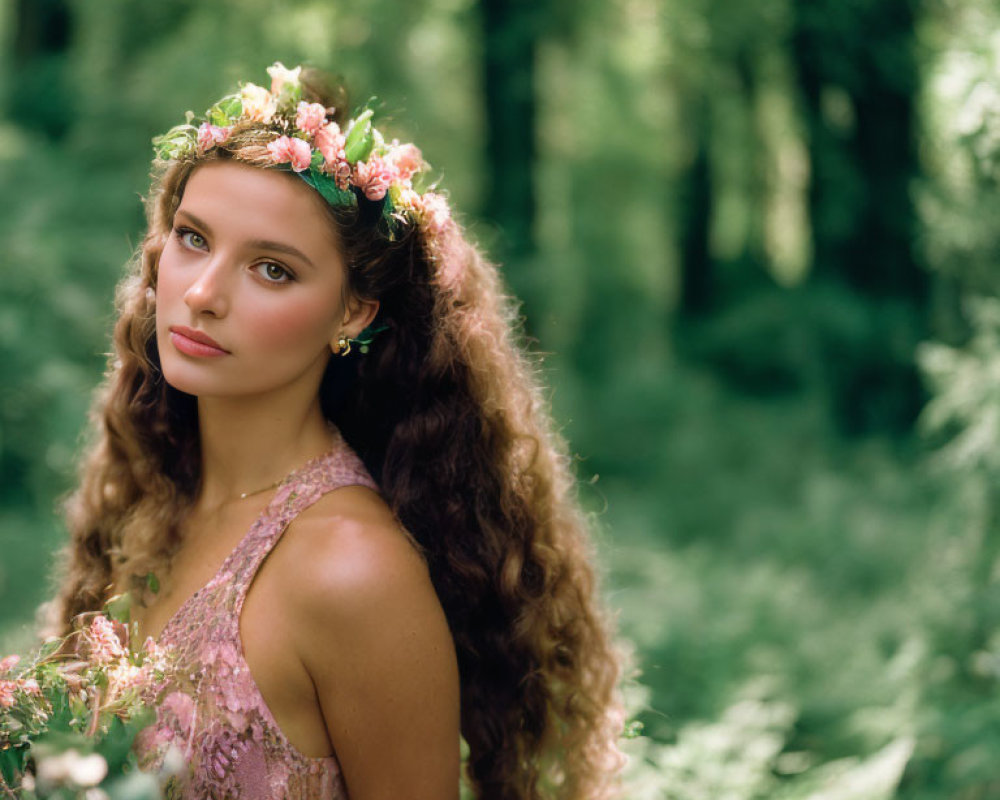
top-left (295, 102), bottom-right (328, 136)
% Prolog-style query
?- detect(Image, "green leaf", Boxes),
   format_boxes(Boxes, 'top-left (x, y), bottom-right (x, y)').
top-left (355, 323), bottom-right (389, 346)
top-left (151, 125), bottom-right (197, 160)
top-left (45, 688), bottom-right (74, 730)
top-left (273, 80), bottom-right (303, 114)
top-left (37, 638), bottom-right (62, 660)
top-left (298, 169), bottom-right (357, 208)
top-left (104, 593), bottom-right (132, 625)
top-left (101, 714), bottom-right (152, 775)
top-left (343, 109), bottom-right (375, 164)
top-left (0, 745), bottom-right (27, 789)
top-left (206, 93), bottom-right (241, 127)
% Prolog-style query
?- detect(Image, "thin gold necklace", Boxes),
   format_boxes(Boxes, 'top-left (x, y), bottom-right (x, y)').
top-left (237, 478), bottom-right (285, 500)
top-left (233, 423), bottom-right (339, 501)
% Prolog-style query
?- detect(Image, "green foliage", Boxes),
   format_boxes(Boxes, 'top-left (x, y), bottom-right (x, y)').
top-left (151, 122), bottom-right (197, 161)
top-left (919, 298), bottom-right (1000, 473)
top-left (623, 680), bottom-right (914, 800)
top-left (1, 0), bottom-right (998, 797)
top-left (299, 163), bottom-right (357, 207)
top-left (343, 108), bottom-right (375, 164)
top-left (205, 94), bottom-right (242, 128)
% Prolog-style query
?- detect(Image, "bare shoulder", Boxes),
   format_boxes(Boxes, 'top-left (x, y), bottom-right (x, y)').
top-left (273, 485), bottom-right (434, 624)
top-left (269, 485), bottom-right (460, 798)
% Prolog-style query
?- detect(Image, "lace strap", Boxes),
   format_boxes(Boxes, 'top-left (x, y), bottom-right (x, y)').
top-left (224, 441), bottom-right (380, 615)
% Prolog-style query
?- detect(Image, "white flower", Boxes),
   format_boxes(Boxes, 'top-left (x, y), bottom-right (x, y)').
top-left (36, 750), bottom-right (108, 789)
top-left (241, 82), bottom-right (276, 123)
top-left (267, 62), bottom-right (302, 95)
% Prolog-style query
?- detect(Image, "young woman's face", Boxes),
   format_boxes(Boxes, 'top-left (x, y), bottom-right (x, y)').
top-left (155, 160), bottom-right (375, 400)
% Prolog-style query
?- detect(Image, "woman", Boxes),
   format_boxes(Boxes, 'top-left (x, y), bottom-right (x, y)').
top-left (52, 63), bottom-right (624, 799)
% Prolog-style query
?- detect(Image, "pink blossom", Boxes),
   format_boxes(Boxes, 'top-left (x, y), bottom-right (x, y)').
top-left (142, 636), bottom-right (168, 667)
top-left (20, 678), bottom-right (40, 695)
top-left (352, 155), bottom-right (393, 201)
top-left (197, 122), bottom-right (231, 151)
top-left (0, 654), bottom-right (19, 674)
top-left (419, 192), bottom-right (452, 236)
top-left (323, 158), bottom-right (353, 191)
top-left (0, 680), bottom-right (16, 708)
top-left (314, 122), bottom-right (345, 163)
top-left (392, 185), bottom-right (421, 212)
top-left (87, 615), bottom-right (126, 664)
top-left (267, 135), bottom-right (312, 172)
top-left (295, 102), bottom-right (328, 135)
top-left (388, 142), bottom-right (424, 181)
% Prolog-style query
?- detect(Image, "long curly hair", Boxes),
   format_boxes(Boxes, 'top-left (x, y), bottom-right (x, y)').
top-left (53, 70), bottom-right (625, 799)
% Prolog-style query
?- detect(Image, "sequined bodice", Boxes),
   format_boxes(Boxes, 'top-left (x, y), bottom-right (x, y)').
top-left (135, 428), bottom-right (379, 799)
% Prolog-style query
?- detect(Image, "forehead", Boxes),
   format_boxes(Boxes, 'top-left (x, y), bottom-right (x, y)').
top-left (177, 160), bottom-right (342, 257)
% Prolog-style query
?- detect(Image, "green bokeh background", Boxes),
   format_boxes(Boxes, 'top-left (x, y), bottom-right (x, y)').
top-left (2, 0), bottom-right (1000, 797)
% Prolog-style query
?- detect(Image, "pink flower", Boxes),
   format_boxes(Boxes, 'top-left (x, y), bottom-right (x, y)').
top-left (388, 142), bottom-right (424, 181)
top-left (295, 102), bottom-right (327, 135)
top-left (142, 636), bottom-right (167, 666)
top-left (87, 615), bottom-right (126, 664)
top-left (267, 135), bottom-right (312, 172)
top-left (418, 192), bottom-right (452, 236)
top-left (352, 155), bottom-right (393, 201)
top-left (0, 680), bottom-right (16, 708)
top-left (197, 122), bottom-right (231, 152)
top-left (325, 159), bottom-right (353, 191)
top-left (20, 678), bottom-right (40, 695)
top-left (0, 654), bottom-right (19, 674)
top-left (392, 185), bottom-right (421, 212)
top-left (314, 122), bottom-right (345, 163)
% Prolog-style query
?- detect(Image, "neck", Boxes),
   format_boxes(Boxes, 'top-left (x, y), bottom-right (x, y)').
top-left (193, 386), bottom-right (335, 514)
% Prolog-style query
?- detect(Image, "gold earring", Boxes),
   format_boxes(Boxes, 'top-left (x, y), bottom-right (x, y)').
top-left (336, 335), bottom-right (352, 356)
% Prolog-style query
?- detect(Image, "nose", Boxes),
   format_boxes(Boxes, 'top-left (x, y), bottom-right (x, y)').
top-left (183, 255), bottom-right (231, 317)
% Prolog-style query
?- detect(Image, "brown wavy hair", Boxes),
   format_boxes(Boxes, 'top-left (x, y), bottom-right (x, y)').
top-left (53, 69), bottom-right (625, 799)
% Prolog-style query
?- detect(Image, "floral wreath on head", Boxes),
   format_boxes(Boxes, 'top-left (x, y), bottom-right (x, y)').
top-left (151, 62), bottom-right (457, 351)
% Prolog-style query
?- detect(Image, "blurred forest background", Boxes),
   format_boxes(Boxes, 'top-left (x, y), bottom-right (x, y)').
top-left (1, 0), bottom-right (999, 797)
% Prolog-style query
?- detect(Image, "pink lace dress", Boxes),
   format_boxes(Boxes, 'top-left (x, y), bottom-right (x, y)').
top-left (135, 427), bottom-right (379, 799)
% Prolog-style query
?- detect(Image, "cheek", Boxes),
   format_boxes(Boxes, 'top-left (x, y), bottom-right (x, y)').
top-left (239, 292), bottom-right (340, 355)
top-left (155, 242), bottom-right (191, 302)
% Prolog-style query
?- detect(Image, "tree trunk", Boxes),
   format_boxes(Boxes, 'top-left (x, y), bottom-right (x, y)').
top-left (10, 0), bottom-right (74, 139)
top-left (677, 96), bottom-right (714, 317)
top-left (791, 0), bottom-right (927, 434)
top-left (481, 0), bottom-right (541, 260)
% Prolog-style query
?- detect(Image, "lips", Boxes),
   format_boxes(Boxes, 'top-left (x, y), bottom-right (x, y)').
top-left (169, 325), bottom-right (230, 356)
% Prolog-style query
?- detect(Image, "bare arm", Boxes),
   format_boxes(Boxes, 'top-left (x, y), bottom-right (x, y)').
top-left (286, 493), bottom-right (461, 800)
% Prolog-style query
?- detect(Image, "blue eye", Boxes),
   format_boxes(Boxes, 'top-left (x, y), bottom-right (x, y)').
top-left (253, 262), bottom-right (293, 284)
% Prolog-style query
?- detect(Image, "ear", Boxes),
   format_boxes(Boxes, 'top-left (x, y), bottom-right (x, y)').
top-left (332, 296), bottom-right (381, 348)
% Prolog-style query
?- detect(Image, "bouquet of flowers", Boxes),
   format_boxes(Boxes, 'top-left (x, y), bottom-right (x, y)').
top-left (0, 603), bottom-right (176, 800)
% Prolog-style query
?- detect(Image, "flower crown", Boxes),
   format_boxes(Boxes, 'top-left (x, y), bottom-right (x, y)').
top-left (151, 62), bottom-right (451, 242)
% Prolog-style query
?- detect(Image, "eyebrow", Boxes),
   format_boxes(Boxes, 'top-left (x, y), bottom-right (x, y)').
top-left (175, 209), bottom-right (316, 269)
